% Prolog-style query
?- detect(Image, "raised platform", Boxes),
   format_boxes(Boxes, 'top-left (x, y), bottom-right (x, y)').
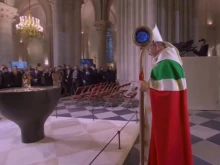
top-left (182, 56), bottom-right (220, 110)
top-left (0, 117), bottom-right (139, 165)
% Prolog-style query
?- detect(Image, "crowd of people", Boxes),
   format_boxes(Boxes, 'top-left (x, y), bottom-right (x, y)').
top-left (0, 63), bottom-right (117, 96)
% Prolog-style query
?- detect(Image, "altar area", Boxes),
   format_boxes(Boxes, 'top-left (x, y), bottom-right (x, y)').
top-left (183, 56), bottom-right (220, 111)
top-left (0, 117), bottom-right (139, 165)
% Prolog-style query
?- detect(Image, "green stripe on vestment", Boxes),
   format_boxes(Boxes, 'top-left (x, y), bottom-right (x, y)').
top-left (151, 60), bottom-right (185, 81)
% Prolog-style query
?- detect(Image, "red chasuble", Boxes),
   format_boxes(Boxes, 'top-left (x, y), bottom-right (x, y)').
top-left (148, 55), bottom-right (193, 165)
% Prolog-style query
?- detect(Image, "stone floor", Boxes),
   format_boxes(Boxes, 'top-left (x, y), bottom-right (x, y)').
top-left (1, 96), bottom-right (220, 165)
top-left (55, 97), bottom-right (220, 165)
top-left (0, 117), bottom-right (138, 165)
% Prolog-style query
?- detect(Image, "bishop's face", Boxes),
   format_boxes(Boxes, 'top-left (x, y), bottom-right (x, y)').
top-left (148, 42), bottom-right (164, 57)
top-left (148, 43), bottom-right (158, 57)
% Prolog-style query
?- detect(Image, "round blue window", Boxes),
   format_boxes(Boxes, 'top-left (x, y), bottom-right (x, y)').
top-left (135, 29), bottom-right (150, 45)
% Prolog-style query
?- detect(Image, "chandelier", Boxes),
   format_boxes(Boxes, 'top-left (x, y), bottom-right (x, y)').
top-left (15, 0), bottom-right (43, 38)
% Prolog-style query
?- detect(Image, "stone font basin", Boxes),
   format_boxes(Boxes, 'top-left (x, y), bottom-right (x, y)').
top-left (0, 86), bottom-right (60, 143)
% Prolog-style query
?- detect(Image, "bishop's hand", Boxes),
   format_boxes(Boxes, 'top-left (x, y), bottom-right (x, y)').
top-left (140, 80), bottom-right (149, 92)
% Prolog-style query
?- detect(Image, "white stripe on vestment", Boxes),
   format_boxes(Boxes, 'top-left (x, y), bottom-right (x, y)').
top-left (149, 78), bottom-right (187, 91)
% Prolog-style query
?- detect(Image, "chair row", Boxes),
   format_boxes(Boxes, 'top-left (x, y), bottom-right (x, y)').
top-left (69, 82), bottom-right (138, 108)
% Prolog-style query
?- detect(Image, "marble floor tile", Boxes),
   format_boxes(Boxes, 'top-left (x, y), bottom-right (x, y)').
top-left (6, 142), bottom-right (56, 165)
top-left (123, 147), bottom-right (139, 165)
top-left (214, 117), bottom-right (220, 122)
top-left (106, 106), bottom-right (125, 111)
top-left (201, 120), bottom-right (220, 131)
top-left (32, 159), bottom-right (59, 165)
top-left (0, 138), bottom-right (14, 153)
top-left (90, 108), bottom-right (109, 114)
top-left (70, 110), bottom-right (92, 117)
top-left (94, 112), bottom-right (118, 119)
top-left (207, 133), bottom-right (220, 145)
top-left (93, 106), bottom-right (104, 110)
top-left (120, 113), bottom-right (138, 121)
top-left (188, 110), bottom-right (203, 115)
top-left (0, 127), bottom-right (19, 140)
top-left (0, 120), bottom-right (16, 129)
top-left (52, 125), bottom-right (87, 141)
top-left (55, 107), bottom-right (67, 111)
top-left (189, 115), bottom-right (210, 125)
top-left (56, 110), bottom-right (69, 115)
top-left (0, 117), bottom-right (138, 165)
top-left (82, 120), bottom-right (117, 133)
top-left (209, 111), bottom-right (220, 115)
top-left (191, 135), bottom-right (203, 145)
top-left (68, 107), bottom-right (87, 113)
top-left (196, 112), bottom-right (220, 119)
top-left (192, 140), bottom-right (220, 165)
top-left (66, 105), bottom-right (77, 109)
top-left (193, 156), bottom-right (212, 165)
top-left (0, 152), bottom-right (8, 165)
top-left (105, 116), bottom-right (127, 121)
top-left (57, 114), bottom-right (72, 117)
top-left (190, 122), bottom-right (196, 127)
top-left (56, 99), bottom-right (220, 165)
top-left (190, 125), bottom-right (220, 139)
top-left (54, 135), bottom-right (100, 157)
top-left (114, 109), bottom-right (135, 116)
top-left (57, 103), bottom-right (65, 107)
top-left (78, 115), bottom-right (98, 120)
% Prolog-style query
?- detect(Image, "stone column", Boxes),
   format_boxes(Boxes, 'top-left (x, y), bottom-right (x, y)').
top-left (95, 20), bottom-right (108, 67)
top-left (0, 2), bottom-right (17, 66)
top-left (160, 0), bottom-right (168, 40)
top-left (179, 0), bottom-right (184, 41)
top-left (45, 23), bottom-right (53, 67)
top-left (174, 0), bottom-right (180, 42)
top-left (147, 0), bottom-right (157, 29)
top-left (188, 0), bottom-right (193, 40)
top-left (192, 0), bottom-right (199, 42)
top-left (50, 0), bottom-right (66, 66)
top-left (116, 0), bottom-right (156, 82)
top-left (183, 0), bottom-right (188, 41)
top-left (65, 0), bottom-right (75, 65)
top-left (72, 0), bottom-right (83, 66)
top-left (82, 27), bottom-right (89, 59)
top-left (111, 29), bottom-right (117, 66)
top-left (167, 0), bottom-right (174, 42)
top-left (156, 0), bottom-right (161, 29)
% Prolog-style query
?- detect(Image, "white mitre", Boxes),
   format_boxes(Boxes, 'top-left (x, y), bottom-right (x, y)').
top-left (152, 25), bottom-right (163, 42)
top-left (152, 24), bottom-right (183, 66)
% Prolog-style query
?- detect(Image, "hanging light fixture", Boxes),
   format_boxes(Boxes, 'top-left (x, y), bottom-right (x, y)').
top-left (15, 0), bottom-right (43, 38)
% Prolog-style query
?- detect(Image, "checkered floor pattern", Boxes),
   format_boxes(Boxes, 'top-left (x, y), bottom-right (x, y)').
top-left (124, 110), bottom-right (220, 165)
top-left (54, 98), bottom-right (220, 165)
top-left (52, 97), bottom-right (139, 121)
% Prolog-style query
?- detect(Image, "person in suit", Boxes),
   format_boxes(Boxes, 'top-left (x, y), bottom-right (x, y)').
top-left (52, 67), bottom-right (63, 87)
top-left (2, 67), bottom-right (13, 88)
top-left (0, 65), bottom-right (5, 89)
top-left (193, 38), bottom-right (209, 56)
top-left (42, 68), bottom-right (53, 86)
top-left (82, 64), bottom-right (93, 86)
top-left (11, 66), bottom-right (22, 87)
top-left (72, 65), bottom-right (81, 94)
top-left (106, 66), bottom-right (116, 83)
top-left (91, 64), bottom-right (99, 84)
top-left (64, 65), bottom-right (73, 96)
top-left (31, 67), bottom-right (43, 86)
top-left (98, 67), bottom-right (107, 83)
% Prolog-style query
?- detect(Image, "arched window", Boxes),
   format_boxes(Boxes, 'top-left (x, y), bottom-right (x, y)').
top-left (106, 31), bottom-right (113, 63)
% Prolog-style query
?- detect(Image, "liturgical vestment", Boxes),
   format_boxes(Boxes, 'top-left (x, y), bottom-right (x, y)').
top-left (147, 47), bottom-right (193, 165)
